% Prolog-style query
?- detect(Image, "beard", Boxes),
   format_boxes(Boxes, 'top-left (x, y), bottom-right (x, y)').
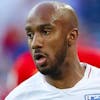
top-left (39, 42), bottom-right (67, 79)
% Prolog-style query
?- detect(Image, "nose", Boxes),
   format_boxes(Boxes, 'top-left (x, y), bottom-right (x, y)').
top-left (31, 33), bottom-right (43, 49)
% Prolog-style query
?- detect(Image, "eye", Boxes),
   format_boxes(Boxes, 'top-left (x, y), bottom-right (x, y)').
top-left (42, 30), bottom-right (50, 35)
top-left (39, 24), bottom-right (53, 36)
top-left (41, 28), bottom-right (51, 36)
top-left (27, 32), bottom-right (34, 39)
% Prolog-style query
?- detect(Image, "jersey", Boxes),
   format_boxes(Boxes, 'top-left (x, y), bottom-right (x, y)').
top-left (5, 63), bottom-right (100, 100)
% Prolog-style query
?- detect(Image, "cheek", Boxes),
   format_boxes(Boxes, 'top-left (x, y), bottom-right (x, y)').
top-left (45, 38), bottom-right (65, 60)
top-left (45, 34), bottom-right (62, 49)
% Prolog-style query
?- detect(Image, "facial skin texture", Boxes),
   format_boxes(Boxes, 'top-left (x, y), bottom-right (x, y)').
top-left (25, 1), bottom-right (85, 89)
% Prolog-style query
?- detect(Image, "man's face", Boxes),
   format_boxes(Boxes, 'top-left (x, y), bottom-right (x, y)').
top-left (25, 9), bottom-right (68, 76)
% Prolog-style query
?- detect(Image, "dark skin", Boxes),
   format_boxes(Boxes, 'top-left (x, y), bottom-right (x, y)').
top-left (25, 1), bottom-right (85, 89)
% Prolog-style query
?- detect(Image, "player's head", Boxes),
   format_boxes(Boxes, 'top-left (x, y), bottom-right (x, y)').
top-left (25, 1), bottom-right (79, 76)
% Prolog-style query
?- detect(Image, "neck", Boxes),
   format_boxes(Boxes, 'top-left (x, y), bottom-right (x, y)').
top-left (45, 50), bottom-right (85, 89)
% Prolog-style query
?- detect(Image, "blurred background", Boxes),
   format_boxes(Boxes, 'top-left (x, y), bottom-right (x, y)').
top-left (0, 0), bottom-right (100, 99)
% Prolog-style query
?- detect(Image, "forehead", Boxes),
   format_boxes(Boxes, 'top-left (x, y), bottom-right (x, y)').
top-left (26, 3), bottom-right (56, 25)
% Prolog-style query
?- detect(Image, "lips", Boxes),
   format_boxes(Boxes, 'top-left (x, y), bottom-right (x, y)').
top-left (34, 53), bottom-right (47, 66)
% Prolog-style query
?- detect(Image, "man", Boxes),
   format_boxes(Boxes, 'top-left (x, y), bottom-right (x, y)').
top-left (5, 1), bottom-right (100, 100)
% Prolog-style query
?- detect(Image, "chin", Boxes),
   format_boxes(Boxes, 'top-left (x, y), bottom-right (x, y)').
top-left (38, 66), bottom-right (51, 75)
top-left (38, 66), bottom-right (60, 78)
top-left (40, 70), bottom-right (50, 75)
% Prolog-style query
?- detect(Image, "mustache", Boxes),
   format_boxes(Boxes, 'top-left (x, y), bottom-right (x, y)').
top-left (33, 49), bottom-right (47, 56)
top-left (34, 49), bottom-right (42, 53)
top-left (33, 49), bottom-right (48, 61)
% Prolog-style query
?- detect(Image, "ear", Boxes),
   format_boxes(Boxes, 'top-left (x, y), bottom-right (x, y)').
top-left (67, 28), bottom-right (79, 46)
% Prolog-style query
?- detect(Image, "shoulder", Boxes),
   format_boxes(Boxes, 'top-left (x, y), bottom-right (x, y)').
top-left (83, 64), bottom-right (100, 91)
top-left (85, 63), bottom-right (100, 86)
top-left (5, 72), bottom-right (43, 100)
top-left (88, 63), bottom-right (100, 78)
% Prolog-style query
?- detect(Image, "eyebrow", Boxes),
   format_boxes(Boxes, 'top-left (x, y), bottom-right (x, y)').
top-left (39, 24), bottom-right (53, 29)
top-left (25, 26), bottom-right (32, 31)
top-left (25, 23), bottom-right (53, 32)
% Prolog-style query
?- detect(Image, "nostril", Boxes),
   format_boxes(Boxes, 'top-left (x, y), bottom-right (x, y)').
top-left (31, 40), bottom-right (43, 49)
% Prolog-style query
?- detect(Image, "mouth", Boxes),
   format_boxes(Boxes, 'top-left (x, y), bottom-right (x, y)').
top-left (34, 53), bottom-right (47, 66)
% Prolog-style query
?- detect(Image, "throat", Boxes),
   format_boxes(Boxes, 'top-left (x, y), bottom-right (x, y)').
top-left (45, 65), bottom-right (85, 89)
